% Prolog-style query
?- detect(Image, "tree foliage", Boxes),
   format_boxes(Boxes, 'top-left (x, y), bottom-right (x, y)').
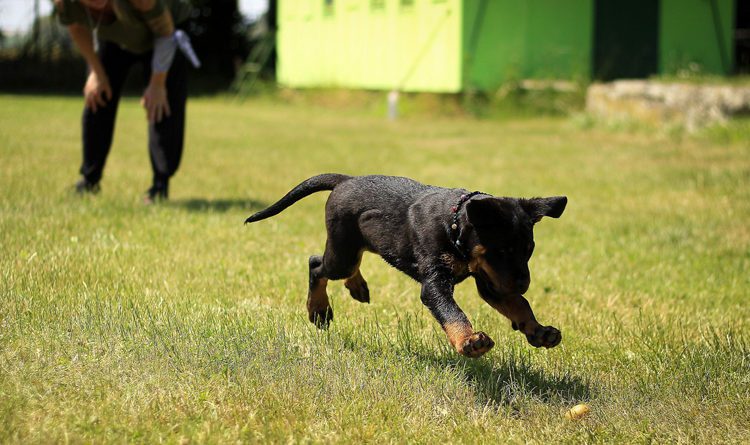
top-left (1, 0), bottom-right (259, 91)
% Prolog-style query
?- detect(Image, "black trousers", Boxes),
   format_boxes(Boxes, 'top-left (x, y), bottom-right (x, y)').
top-left (80, 40), bottom-right (188, 189)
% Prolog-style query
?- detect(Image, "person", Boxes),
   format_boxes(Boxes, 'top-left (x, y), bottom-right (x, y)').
top-left (56, 0), bottom-right (199, 203)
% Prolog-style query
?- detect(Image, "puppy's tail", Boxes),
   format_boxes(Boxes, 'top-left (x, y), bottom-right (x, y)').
top-left (244, 173), bottom-right (352, 223)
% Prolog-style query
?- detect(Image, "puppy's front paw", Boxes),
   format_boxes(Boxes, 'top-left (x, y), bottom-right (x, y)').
top-left (525, 325), bottom-right (561, 348)
top-left (458, 332), bottom-right (495, 358)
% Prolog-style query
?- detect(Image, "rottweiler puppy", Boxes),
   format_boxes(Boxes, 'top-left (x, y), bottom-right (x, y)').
top-left (245, 174), bottom-right (567, 358)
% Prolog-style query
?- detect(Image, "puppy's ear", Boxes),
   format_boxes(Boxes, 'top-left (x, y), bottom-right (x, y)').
top-left (466, 197), bottom-right (512, 227)
top-left (521, 196), bottom-right (568, 223)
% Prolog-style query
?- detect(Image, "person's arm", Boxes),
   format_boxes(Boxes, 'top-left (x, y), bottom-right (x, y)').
top-left (130, 0), bottom-right (175, 123)
top-left (68, 23), bottom-right (112, 112)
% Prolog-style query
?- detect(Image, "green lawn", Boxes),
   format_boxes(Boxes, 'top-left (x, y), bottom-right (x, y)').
top-left (1, 94), bottom-right (748, 444)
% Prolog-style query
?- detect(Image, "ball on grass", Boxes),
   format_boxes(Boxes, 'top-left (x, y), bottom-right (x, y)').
top-left (564, 403), bottom-right (591, 420)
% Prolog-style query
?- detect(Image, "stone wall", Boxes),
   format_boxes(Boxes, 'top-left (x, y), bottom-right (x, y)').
top-left (586, 80), bottom-right (750, 131)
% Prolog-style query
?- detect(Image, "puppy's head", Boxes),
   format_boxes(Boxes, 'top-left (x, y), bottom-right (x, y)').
top-left (465, 195), bottom-right (567, 297)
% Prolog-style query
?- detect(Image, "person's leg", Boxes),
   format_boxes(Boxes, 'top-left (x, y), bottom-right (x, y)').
top-left (142, 50), bottom-right (188, 200)
top-left (78, 41), bottom-right (136, 189)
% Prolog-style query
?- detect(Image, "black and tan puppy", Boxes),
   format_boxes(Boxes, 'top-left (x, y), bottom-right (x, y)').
top-left (245, 174), bottom-right (567, 358)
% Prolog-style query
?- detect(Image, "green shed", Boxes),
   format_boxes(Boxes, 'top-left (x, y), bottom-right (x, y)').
top-left (277, 0), bottom-right (738, 93)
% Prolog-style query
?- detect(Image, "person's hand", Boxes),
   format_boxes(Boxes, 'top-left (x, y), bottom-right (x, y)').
top-left (141, 82), bottom-right (170, 123)
top-left (83, 71), bottom-right (112, 113)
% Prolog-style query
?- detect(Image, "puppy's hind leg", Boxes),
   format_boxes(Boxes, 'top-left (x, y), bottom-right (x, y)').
top-left (344, 255), bottom-right (370, 303)
top-left (308, 236), bottom-right (365, 328)
top-left (308, 255), bottom-right (333, 328)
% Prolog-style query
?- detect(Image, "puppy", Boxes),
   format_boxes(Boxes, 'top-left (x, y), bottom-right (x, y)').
top-left (246, 174), bottom-right (567, 358)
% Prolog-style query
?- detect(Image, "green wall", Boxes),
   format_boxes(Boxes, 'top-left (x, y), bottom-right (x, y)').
top-left (660, 0), bottom-right (735, 75)
top-left (277, 0), bottom-right (737, 93)
top-left (278, 0), bottom-right (463, 92)
top-left (462, 0), bottom-right (593, 91)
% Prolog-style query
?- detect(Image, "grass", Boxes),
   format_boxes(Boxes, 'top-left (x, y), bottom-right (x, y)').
top-left (1, 93), bottom-right (749, 444)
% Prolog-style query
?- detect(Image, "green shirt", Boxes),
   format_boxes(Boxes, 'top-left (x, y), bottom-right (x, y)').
top-left (56, 0), bottom-right (192, 54)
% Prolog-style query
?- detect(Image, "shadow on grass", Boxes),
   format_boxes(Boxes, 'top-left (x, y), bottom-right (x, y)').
top-left (168, 198), bottom-right (267, 213)
top-left (338, 315), bottom-right (592, 407)
top-left (436, 354), bottom-right (591, 406)
top-left (412, 347), bottom-right (592, 406)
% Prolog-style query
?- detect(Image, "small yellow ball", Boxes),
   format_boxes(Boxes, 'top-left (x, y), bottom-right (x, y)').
top-left (564, 403), bottom-right (591, 420)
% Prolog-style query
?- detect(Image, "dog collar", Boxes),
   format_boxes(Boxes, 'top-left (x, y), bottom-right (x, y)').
top-left (449, 191), bottom-right (485, 259)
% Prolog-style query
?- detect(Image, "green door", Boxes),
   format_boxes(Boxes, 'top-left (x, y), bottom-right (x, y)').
top-left (737, 0), bottom-right (750, 73)
top-left (593, 0), bottom-right (659, 80)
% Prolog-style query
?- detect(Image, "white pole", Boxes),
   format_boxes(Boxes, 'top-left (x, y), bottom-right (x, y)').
top-left (387, 90), bottom-right (399, 121)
